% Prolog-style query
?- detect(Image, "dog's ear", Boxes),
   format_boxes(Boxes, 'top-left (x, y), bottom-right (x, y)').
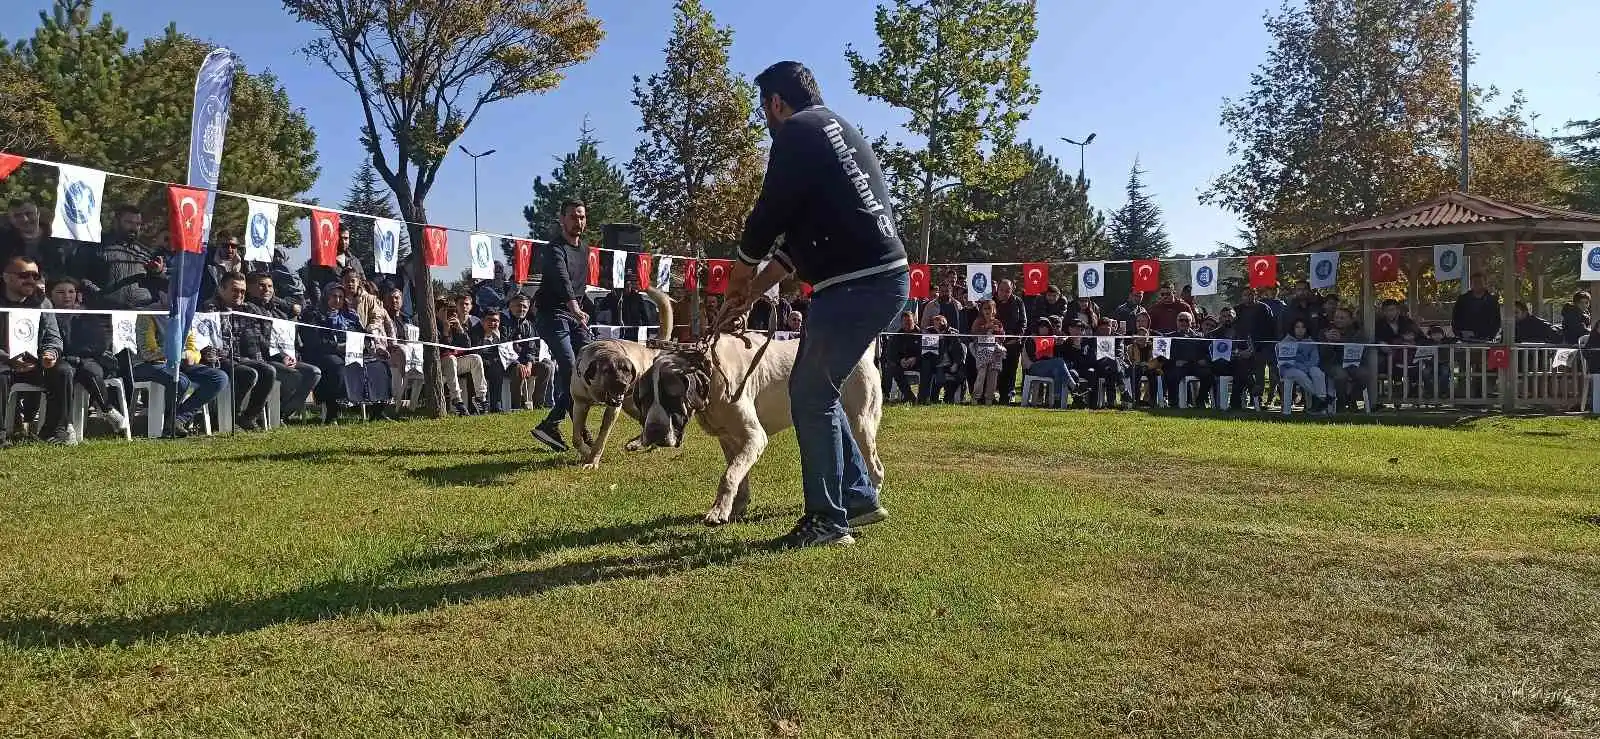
top-left (633, 365), bottom-right (656, 409)
top-left (685, 369), bottom-right (711, 412)
top-left (583, 357), bottom-right (602, 386)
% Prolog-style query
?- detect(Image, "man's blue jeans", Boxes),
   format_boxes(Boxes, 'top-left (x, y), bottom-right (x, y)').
top-left (132, 362), bottom-right (229, 425)
top-left (791, 268), bottom-right (909, 534)
top-left (536, 313), bottom-right (590, 428)
top-left (1025, 357), bottom-right (1072, 407)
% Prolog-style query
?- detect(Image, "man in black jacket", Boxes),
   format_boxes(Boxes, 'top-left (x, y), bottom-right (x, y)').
top-left (244, 271), bottom-right (321, 421)
top-left (720, 61), bottom-right (908, 547)
top-left (207, 271), bottom-right (278, 431)
top-left (529, 199), bottom-right (592, 451)
top-left (1452, 271), bottom-right (1502, 342)
top-left (992, 279), bottom-right (1028, 404)
top-left (1, 255), bottom-right (75, 444)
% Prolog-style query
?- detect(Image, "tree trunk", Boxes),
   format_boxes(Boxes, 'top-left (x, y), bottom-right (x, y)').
top-left (401, 203), bottom-right (446, 418)
top-left (919, 171), bottom-right (935, 264)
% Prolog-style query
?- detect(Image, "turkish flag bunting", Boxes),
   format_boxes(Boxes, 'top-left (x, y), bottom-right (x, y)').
top-left (310, 209), bottom-right (340, 266)
top-left (1033, 336), bottom-right (1055, 359)
top-left (683, 258), bottom-right (698, 292)
top-left (635, 253), bottom-right (653, 291)
top-left (799, 282), bottom-right (813, 298)
top-left (1247, 254), bottom-right (1278, 289)
top-left (1370, 248), bottom-right (1400, 283)
top-left (908, 263), bottom-right (931, 299)
top-left (423, 226), bottom-right (448, 267)
top-left (1487, 346), bottom-right (1510, 371)
top-left (0, 152), bottom-right (23, 180)
top-left (587, 246), bottom-right (601, 286)
top-left (1516, 243), bottom-right (1536, 274)
top-left (1022, 262), bottom-right (1049, 296)
top-left (1132, 259), bottom-right (1161, 293)
top-left (512, 239), bottom-right (533, 283)
top-left (706, 259), bottom-right (732, 295)
top-left (166, 185), bottom-right (209, 254)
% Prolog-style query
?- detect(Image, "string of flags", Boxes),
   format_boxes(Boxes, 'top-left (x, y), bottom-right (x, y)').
top-left (6, 152), bottom-right (1599, 298)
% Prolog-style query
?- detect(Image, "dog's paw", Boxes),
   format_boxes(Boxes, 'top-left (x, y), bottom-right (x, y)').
top-left (703, 511), bottom-right (730, 527)
top-left (624, 439), bottom-right (643, 452)
top-left (581, 460), bottom-right (601, 470)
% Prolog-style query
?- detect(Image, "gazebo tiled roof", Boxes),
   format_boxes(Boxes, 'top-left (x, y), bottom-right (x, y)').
top-left (1306, 191), bottom-right (1600, 250)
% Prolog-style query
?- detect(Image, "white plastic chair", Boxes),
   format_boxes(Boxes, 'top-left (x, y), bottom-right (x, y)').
top-left (1020, 375), bottom-right (1055, 408)
top-left (3, 383), bottom-right (48, 439)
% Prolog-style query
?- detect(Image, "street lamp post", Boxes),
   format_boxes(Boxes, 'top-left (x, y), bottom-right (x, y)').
top-left (458, 145), bottom-right (497, 230)
top-left (1060, 133), bottom-right (1097, 180)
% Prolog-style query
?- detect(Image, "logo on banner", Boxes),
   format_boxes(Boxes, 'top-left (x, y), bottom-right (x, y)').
top-left (1082, 267), bottom-right (1100, 290)
top-left (970, 271), bottom-right (989, 295)
top-left (1195, 265), bottom-right (1214, 288)
top-left (115, 319), bottom-right (135, 348)
top-left (1588, 247), bottom-right (1600, 272)
top-left (248, 211), bottom-right (270, 249)
top-left (474, 238), bottom-right (491, 268)
top-left (197, 94), bottom-right (227, 185)
top-left (15, 320), bottom-right (36, 342)
top-left (1214, 340), bottom-right (1228, 355)
top-left (1136, 262), bottom-right (1155, 284)
top-left (64, 180), bottom-right (96, 225)
top-left (379, 228), bottom-right (396, 264)
top-left (1315, 257), bottom-right (1335, 281)
top-left (1439, 249), bottom-right (1459, 273)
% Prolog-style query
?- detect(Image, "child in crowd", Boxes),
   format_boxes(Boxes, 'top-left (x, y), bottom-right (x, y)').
top-left (970, 299), bottom-right (1006, 405)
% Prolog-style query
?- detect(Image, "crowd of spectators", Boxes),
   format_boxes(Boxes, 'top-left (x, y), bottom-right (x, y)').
top-left (879, 269), bottom-right (1600, 413)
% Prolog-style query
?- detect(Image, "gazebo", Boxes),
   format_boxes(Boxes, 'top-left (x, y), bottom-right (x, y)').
top-left (1304, 191), bottom-right (1600, 411)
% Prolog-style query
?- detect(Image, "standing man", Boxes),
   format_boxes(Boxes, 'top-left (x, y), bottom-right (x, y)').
top-left (719, 61), bottom-right (909, 548)
top-left (528, 199), bottom-right (591, 452)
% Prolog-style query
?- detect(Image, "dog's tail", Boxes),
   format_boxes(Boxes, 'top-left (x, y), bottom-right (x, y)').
top-left (645, 287), bottom-right (675, 341)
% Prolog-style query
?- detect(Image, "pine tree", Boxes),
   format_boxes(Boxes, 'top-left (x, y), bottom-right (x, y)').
top-left (339, 160), bottom-right (402, 270)
top-left (1109, 161), bottom-right (1171, 260)
top-left (522, 118), bottom-right (641, 251)
top-left (964, 141), bottom-right (1109, 263)
top-left (627, 0), bottom-right (764, 257)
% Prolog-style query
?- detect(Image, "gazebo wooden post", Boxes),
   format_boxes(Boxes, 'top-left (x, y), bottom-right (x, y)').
top-left (1361, 244), bottom-right (1377, 386)
top-left (1501, 230), bottom-right (1518, 412)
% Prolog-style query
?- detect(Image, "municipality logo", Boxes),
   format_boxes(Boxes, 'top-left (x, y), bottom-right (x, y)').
top-left (380, 230), bottom-right (396, 262)
top-left (15, 320), bottom-right (36, 341)
top-left (1315, 258), bottom-right (1334, 281)
top-left (64, 180), bottom-right (95, 225)
top-left (249, 212), bottom-right (270, 247)
top-left (971, 272), bottom-right (989, 294)
top-left (475, 240), bottom-right (491, 266)
top-left (1588, 247), bottom-right (1600, 272)
top-left (1083, 268), bottom-right (1099, 290)
top-left (1196, 266), bottom-right (1214, 287)
top-left (1440, 249), bottom-right (1458, 272)
top-left (198, 95), bottom-right (226, 185)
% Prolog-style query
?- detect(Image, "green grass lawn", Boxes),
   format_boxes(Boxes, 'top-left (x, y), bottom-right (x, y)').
top-left (2, 406), bottom-right (1598, 737)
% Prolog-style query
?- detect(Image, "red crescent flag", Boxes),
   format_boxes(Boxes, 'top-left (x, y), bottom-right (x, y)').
top-left (1516, 243), bottom-right (1536, 273)
top-left (587, 246), bottom-right (601, 286)
top-left (1371, 248), bottom-right (1400, 283)
top-left (310, 209), bottom-right (340, 267)
top-left (1487, 346), bottom-right (1510, 371)
top-left (512, 239), bottom-right (533, 283)
top-left (1132, 259), bottom-right (1161, 293)
top-left (908, 263), bottom-right (931, 299)
top-left (1022, 262), bottom-right (1049, 296)
top-left (1247, 254), bottom-right (1278, 289)
top-left (706, 259), bottom-right (732, 295)
top-left (0, 152), bottom-right (23, 181)
top-left (683, 258), bottom-right (699, 292)
top-left (635, 253), bottom-right (653, 291)
top-left (1033, 336), bottom-right (1055, 359)
top-left (423, 226), bottom-right (448, 267)
top-left (166, 185), bottom-right (209, 254)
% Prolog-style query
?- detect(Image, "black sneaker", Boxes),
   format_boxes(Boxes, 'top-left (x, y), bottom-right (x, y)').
top-left (774, 516), bottom-right (856, 549)
top-left (530, 423), bottom-right (568, 452)
top-left (847, 505), bottom-right (890, 528)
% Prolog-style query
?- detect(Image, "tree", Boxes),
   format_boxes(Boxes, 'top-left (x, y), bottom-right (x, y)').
top-left (285, 0), bottom-right (603, 416)
top-left (1203, 0), bottom-right (1570, 249)
top-left (339, 160), bottom-right (403, 269)
top-left (3, 0), bottom-right (319, 243)
top-left (627, 0), bottom-right (764, 258)
top-left (1561, 115), bottom-right (1600, 213)
top-left (962, 141), bottom-right (1108, 263)
top-left (846, 0), bottom-right (1041, 263)
top-left (522, 117), bottom-right (640, 245)
top-left (1109, 161), bottom-right (1171, 260)
top-left (0, 53), bottom-right (65, 158)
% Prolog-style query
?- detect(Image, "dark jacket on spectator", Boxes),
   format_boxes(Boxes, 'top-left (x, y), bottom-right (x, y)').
top-left (302, 304), bottom-right (366, 360)
top-left (1452, 290), bottom-right (1502, 341)
top-left (305, 253), bottom-right (367, 296)
top-left (918, 297), bottom-right (960, 329)
top-left (0, 293), bottom-right (64, 362)
top-left (889, 331), bottom-right (921, 365)
top-left (1515, 315), bottom-right (1560, 344)
top-left (1276, 297), bottom-right (1324, 339)
top-left (1169, 328), bottom-right (1207, 365)
top-left (24, 237), bottom-right (96, 285)
top-left (1583, 328), bottom-right (1600, 370)
top-left (1233, 300), bottom-right (1278, 344)
top-left (1032, 295), bottom-right (1068, 321)
top-left (85, 237), bottom-right (166, 310)
top-left (923, 327), bottom-right (966, 372)
top-left (58, 312), bottom-right (111, 360)
top-left (504, 313), bottom-right (539, 363)
top-left (1375, 315), bottom-right (1422, 344)
top-left (1111, 300), bottom-right (1147, 331)
top-left (468, 322), bottom-right (506, 365)
top-left (1560, 302), bottom-right (1590, 345)
top-left (994, 295), bottom-right (1028, 338)
top-left (269, 249), bottom-right (306, 303)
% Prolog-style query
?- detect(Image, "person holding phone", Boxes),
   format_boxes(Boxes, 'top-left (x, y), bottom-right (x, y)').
top-left (0, 255), bottom-right (74, 444)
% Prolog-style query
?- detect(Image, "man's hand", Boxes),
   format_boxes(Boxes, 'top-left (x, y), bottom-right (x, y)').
top-left (8, 355), bottom-right (36, 373)
top-left (282, 354), bottom-right (297, 368)
top-left (519, 363), bottom-right (533, 379)
top-left (201, 347), bottom-right (219, 365)
top-left (40, 350), bottom-right (58, 369)
top-left (900, 357), bottom-right (917, 369)
top-left (721, 262), bottom-right (759, 319)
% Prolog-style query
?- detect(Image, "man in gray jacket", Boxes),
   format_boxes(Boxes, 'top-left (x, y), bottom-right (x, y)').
top-left (1, 254), bottom-right (75, 445)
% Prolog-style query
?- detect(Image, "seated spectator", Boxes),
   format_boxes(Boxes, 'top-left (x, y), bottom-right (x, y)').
top-left (1066, 294), bottom-right (1099, 328)
top-left (200, 232), bottom-right (245, 303)
top-left (1148, 283), bottom-right (1192, 334)
top-left (243, 271), bottom-right (320, 420)
top-left (269, 247), bottom-right (306, 306)
top-left (1112, 289), bottom-right (1148, 333)
top-left (884, 311), bottom-right (922, 404)
top-left (1020, 317), bottom-right (1072, 408)
top-left (131, 311), bottom-right (228, 439)
top-left (1324, 308), bottom-right (1371, 411)
top-left (305, 225), bottom-right (367, 291)
top-left (1122, 327), bottom-right (1160, 407)
top-left (1031, 284), bottom-right (1067, 322)
top-left (1159, 312), bottom-right (1213, 408)
top-left (969, 299), bottom-right (1005, 405)
top-left (439, 303), bottom-right (489, 415)
top-left (475, 262), bottom-right (511, 318)
top-left (204, 271), bottom-right (279, 430)
top-left (380, 284), bottom-right (422, 408)
top-left (1514, 301), bottom-right (1560, 343)
top-left (1560, 291), bottom-right (1591, 346)
top-left (1209, 307), bottom-right (1257, 410)
top-left (47, 277), bottom-right (129, 434)
top-left (917, 314), bottom-right (965, 404)
top-left (1582, 317), bottom-right (1600, 370)
top-left (300, 283), bottom-right (380, 424)
top-left (1374, 299), bottom-right (1421, 345)
top-left (1, 255), bottom-right (75, 444)
top-left (503, 293), bottom-right (551, 409)
top-left (785, 310), bottom-right (804, 333)
top-left (1277, 318), bottom-right (1333, 412)
top-left (469, 311), bottom-right (513, 413)
top-left (1088, 318), bottom-right (1126, 406)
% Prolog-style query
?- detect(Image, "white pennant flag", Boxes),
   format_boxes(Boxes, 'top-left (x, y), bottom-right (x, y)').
top-left (1095, 336), bottom-right (1115, 359)
top-left (1309, 252), bottom-right (1340, 290)
top-left (52, 165), bottom-right (106, 242)
top-left (373, 218), bottom-right (402, 275)
top-left (966, 263), bottom-right (993, 301)
top-left (1153, 336), bottom-right (1171, 359)
top-left (530, 338), bottom-right (544, 363)
top-left (470, 233), bottom-right (494, 279)
top-left (110, 311), bottom-right (138, 354)
top-left (1211, 338), bottom-right (1232, 362)
top-left (1433, 244), bottom-right (1464, 283)
top-left (403, 324), bottom-right (422, 374)
top-left (655, 255), bottom-right (674, 291)
top-left (190, 313), bottom-right (222, 350)
top-left (244, 199), bottom-right (278, 263)
top-left (609, 249), bottom-right (626, 289)
top-left (1077, 261), bottom-right (1105, 298)
top-left (6, 308), bottom-right (41, 357)
top-left (344, 331), bottom-right (364, 365)
top-left (270, 318), bottom-right (297, 359)
top-left (1581, 243), bottom-right (1600, 282)
top-left (1190, 259), bottom-right (1220, 296)
top-left (497, 340), bottom-right (518, 369)
top-left (1342, 343), bottom-right (1365, 367)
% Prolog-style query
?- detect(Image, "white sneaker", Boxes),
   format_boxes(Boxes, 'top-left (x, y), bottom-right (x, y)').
top-left (104, 408), bottom-right (130, 433)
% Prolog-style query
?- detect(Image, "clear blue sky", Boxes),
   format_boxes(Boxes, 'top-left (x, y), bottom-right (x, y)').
top-left (4, 0), bottom-right (1597, 267)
